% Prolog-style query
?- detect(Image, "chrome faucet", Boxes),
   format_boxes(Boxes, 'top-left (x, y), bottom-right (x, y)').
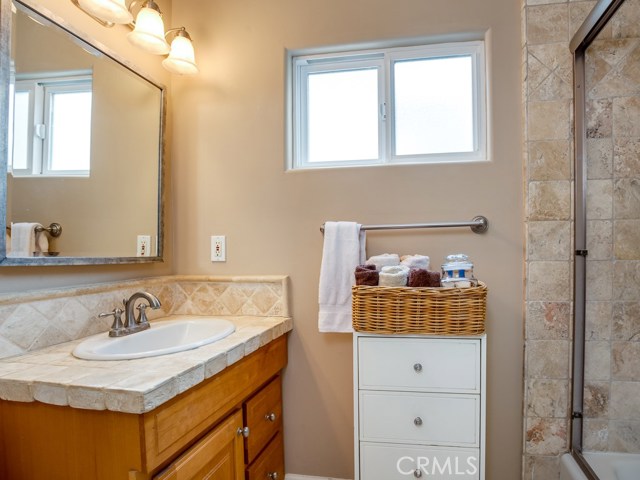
top-left (99, 291), bottom-right (161, 337)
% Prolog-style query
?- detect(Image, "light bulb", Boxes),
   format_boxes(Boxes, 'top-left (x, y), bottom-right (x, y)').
top-left (77, 0), bottom-right (133, 24)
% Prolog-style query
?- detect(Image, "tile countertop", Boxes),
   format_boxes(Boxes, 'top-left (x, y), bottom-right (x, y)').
top-left (0, 315), bottom-right (292, 414)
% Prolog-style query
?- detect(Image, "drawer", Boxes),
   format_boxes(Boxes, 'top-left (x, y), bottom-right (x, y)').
top-left (246, 431), bottom-right (284, 480)
top-left (244, 375), bottom-right (282, 463)
top-left (359, 391), bottom-right (479, 447)
top-left (358, 337), bottom-right (480, 393)
top-left (360, 442), bottom-right (480, 480)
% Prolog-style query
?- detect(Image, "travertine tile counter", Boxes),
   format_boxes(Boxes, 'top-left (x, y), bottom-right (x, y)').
top-left (0, 315), bottom-right (292, 413)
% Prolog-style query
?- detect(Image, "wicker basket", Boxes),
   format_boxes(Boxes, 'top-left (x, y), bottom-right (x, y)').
top-left (352, 282), bottom-right (487, 335)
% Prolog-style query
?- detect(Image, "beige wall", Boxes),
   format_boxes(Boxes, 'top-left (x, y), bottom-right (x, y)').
top-left (171, 0), bottom-right (523, 477)
top-left (0, 0), bottom-right (173, 291)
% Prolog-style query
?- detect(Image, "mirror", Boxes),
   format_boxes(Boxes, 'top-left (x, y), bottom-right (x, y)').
top-left (0, 0), bottom-right (164, 265)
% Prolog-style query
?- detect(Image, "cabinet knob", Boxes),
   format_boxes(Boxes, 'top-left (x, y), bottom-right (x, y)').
top-left (413, 363), bottom-right (423, 373)
top-left (237, 426), bottom-right (250, 438)
top-left (265, 412), bottom-right (277, 422)
top-left (267, 472), bottom-right (279, 479)
top-left (413, 468), bottom-right (423, 478)
top-left (414, 417), bottom-right (423, 426)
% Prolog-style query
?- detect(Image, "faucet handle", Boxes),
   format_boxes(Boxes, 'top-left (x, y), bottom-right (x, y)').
top-left (99, 308), bottom-right (125, 336)
top-left (136, 303), bottom-right (150, 325)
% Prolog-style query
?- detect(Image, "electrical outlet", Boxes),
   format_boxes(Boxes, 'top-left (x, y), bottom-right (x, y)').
top-left (211, 235), bottom-right (226, 262)
top-left (137, 235), bottom-right (151, 257)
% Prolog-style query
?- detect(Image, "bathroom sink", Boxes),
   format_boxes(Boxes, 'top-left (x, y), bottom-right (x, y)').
top-left (72, 316), bottom-right (236, 360)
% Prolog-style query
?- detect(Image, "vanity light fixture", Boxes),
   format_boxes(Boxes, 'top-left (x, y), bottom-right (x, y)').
top-left (71, 0), bottom-right (199, 75)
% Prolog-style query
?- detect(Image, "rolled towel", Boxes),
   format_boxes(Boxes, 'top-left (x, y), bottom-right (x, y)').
top-left (401, 254), bottom-right (430, 270)
top-left (426, 270), bottom-right (441, 287)
top-left (379, 265), bottom-right (409, 287)
top-left (356, 264), bottom-right (377, 271)
top-left (366, 253), bottom-right (400, 271)
top-left (355, 266), bottom-right (379, 286)
top-left (407, 268), bottom-right (430, 287)
top-left (406, 269), bottom-right (442, 287)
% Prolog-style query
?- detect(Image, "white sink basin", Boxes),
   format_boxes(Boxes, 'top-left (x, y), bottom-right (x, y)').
top-left (72, 316), bottom-right (236, 360)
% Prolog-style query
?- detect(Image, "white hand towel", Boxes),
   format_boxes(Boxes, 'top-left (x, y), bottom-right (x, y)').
top-left (35, 229), bottom-right (49, 255)
top-left (379, 265), bottom-right (410, 287)
top-left (8, 223), bottom-right (39, 257)
top-left (365, 253), bottom-right (400, 271)
top-left (401, 254), bottom-right (430, 270)
top-left (318, 221), bottom-right (366, 333)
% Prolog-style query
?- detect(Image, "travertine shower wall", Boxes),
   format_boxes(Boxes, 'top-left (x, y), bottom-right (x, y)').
top-left (524, 0), bottom-right (640, 477)
top-left (522, 0), bottom-right (594, 478)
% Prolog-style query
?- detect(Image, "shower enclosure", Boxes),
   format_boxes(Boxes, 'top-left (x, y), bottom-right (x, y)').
top-left (566, 0), bottom-right (640, 478)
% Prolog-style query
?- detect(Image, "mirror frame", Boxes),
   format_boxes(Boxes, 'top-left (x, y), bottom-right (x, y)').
top-left (0, 0), bottom-right (166, 266)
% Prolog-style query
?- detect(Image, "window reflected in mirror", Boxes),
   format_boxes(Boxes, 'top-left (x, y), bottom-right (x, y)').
top-left (10, 70), bottom-right (93, 177)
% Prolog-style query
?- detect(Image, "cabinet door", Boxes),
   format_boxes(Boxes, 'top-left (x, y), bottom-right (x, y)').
top-left (153, 410), bottom-right (244, 480)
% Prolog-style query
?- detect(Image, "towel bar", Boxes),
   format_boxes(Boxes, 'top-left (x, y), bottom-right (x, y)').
top-left (6, 222), bottom-right (63, 237)
top-left (320, 216), bottom-right (489, 234)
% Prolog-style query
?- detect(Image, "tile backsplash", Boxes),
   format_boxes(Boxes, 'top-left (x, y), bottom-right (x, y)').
top-left (0, 275), bottom-right (288, 359)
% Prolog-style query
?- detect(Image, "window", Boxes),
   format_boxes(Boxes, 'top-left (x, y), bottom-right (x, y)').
top-left (9, 71), bottom-right (93, 177)
top-left (289, 41), bottom-right (487, 170)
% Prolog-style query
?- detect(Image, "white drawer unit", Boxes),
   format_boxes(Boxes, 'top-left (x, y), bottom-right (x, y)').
top-left (354, 333), bottom-right (486, 480)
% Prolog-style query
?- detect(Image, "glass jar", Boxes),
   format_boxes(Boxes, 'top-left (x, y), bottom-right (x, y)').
top-left (440, 253), bottom-right (478, 288)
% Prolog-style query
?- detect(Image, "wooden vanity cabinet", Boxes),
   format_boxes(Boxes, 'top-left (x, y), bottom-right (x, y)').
top-left (0, 335), bottom-right (287, 480)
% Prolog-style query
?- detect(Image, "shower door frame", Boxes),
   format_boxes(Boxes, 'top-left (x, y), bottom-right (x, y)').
top-left (569, 0), bottom-right (628, 478)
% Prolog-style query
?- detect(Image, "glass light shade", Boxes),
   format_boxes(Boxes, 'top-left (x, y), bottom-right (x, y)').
top-left (127, 7), bottom-right (169, 55)
top-left (77, 0), bottom-right (133, 24)
top-left (162, 34), bottom-right (198, 75)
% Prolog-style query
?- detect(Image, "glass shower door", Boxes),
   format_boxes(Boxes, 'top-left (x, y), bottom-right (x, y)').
top-left (581, 0), bottom-right (640, 473)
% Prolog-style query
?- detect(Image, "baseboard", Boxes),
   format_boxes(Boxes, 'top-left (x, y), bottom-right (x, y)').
top-left (285, 475), bottom-right (351, 480)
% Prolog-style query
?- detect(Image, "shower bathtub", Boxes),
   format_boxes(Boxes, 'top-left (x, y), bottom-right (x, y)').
top-left (560, 452), bottom-right (640, 480)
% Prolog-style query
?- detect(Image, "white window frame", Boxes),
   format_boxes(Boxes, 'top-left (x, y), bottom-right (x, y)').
top-left (10, 71), bottom-right (92, 177)
top-left (289, 40), bottom-right (487, 170)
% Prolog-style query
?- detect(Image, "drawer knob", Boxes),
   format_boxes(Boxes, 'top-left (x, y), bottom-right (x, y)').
top-left (413, 468), bottom-right (423, 478)
top-left (265, 412), bottom-right (277, 422)
top-left (237, 426), bottom-right (250, 438)
top-left (413, 363), bottom-right (423, 373)
top-left (267, 472), bottom-right (279, 479)
top-left (414, 417), bottom-right (423, 426)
